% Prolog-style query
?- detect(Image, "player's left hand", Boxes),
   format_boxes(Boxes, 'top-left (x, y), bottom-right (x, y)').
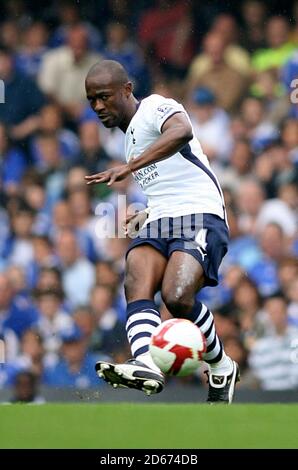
top-left (85, 164), bottom-right (131, 186)
top-left (122, 209), bottom-right (149, 237)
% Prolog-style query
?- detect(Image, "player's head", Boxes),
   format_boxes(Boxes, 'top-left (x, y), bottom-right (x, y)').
top-left (85, 60), bottom-right (133, 129)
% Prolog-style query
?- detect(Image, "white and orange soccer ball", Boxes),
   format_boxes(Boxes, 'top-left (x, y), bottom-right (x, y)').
top-left (149, 318), bottom-right (206, 377)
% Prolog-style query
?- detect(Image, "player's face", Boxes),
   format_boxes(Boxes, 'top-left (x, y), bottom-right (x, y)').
top-left (85, 74), bottom-right (131, 128)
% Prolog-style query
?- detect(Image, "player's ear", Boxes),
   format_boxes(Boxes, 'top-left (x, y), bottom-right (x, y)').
top-left (124, 81), bottom-right (133, 98)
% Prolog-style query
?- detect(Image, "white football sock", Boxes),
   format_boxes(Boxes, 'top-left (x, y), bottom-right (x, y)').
top-left (209, 353), bottom-right (233, 375)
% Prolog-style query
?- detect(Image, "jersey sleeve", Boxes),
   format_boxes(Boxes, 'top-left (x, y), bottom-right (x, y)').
top-left (146, 95), bottom-right (185, 133)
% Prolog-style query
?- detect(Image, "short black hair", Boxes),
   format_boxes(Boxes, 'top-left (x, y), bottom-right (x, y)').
top-left (33, 286), bottom-right (64, 301)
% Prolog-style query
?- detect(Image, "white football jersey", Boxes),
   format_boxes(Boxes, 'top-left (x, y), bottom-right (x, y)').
top-left (125, 94), bottom-right (226, 223)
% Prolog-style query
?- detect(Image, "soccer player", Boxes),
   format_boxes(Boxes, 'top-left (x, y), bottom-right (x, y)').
top-left (85, 60), bottom-right (240, 403)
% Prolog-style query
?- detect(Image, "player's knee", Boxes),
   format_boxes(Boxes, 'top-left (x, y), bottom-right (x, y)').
top-left (162, 290), bottom-right (194, 317)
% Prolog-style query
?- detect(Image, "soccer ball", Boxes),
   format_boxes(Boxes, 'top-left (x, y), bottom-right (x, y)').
top-left (149, 318), bottom-right (206, 377)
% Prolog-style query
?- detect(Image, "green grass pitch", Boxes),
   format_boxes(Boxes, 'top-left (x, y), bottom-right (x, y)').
top-left (0, 403), bottom-right (297, 448)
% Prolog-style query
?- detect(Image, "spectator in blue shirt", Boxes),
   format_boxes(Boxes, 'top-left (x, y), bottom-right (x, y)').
top-left (0, 122), bottom-right (27, 196)
top-left (0, 45), bottom-right (46, 141)
top-left (103, 22), bottom-right (151, 97)
top-left (49, 1), bottom-right (102, 52)
top-left (0, 273), bottom-right (38, 339)
top-left (248, 223), bottom-right (287, 297)
top-left (15, 22), bottom-right (49, 79)
top-left (43, 324), bottom-right (103, 388)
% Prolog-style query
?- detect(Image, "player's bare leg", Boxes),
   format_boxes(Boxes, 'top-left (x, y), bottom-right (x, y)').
top-left (95, 245), bottom-right (167, 395)
top-left (161, 251), bottom-right (240, 404)
top-left (124, 245), bottom-right (167, 302)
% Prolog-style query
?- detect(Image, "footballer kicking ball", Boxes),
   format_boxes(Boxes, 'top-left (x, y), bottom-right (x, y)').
top-left (149, 318), bottom-right (206, 377)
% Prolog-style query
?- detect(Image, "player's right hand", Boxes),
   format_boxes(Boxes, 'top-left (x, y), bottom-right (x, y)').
top-left (85, 164), bottom-right (131, 186)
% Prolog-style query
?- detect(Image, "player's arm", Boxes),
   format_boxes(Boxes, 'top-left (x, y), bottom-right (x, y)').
top-left (85, 113), bottom-right (192, 186)
top-left (128, 112), bottom-right (193, 172)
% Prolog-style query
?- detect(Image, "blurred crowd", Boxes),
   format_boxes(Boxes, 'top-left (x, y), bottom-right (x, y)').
top-left (0, 0), bottom-right (298, 401)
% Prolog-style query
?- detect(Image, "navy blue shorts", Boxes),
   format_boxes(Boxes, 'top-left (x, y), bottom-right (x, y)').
top-left (126, 213), bottom-right (229, 287)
